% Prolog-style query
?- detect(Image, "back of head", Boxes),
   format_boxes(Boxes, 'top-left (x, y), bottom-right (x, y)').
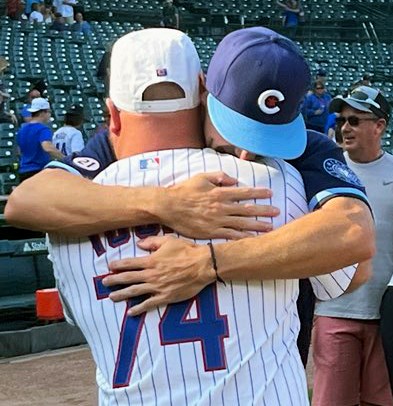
top-left (108, 28), bottom-right (204, 158)
top-left (65, 104), bottom-right (84, 126)
top-left (206, 27), bottom-right (310, 159)
top-left (110, 28), bottom-right (201, 114)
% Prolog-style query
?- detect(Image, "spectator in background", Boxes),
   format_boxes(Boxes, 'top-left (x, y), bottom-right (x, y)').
top-left (160, 0), bottom-right (179, 29)
top-left (71, 12), bottom-right (91, 35)
top-left (0, 88), bottom-right (17, 125)
top-left (360, 74), bottom-right (372, 86)
top-left (0, 57), bottom-right (10, 85)
top-left (350, 74), bottom-right (373, 94)
top-left (381, 280), bottom-right (393, 394)
top-left (6, 0), bottom-right (25, 19)
top-left (313, 86), bottom-right (393, 406)
top-left (277, 0), bottom-right (301, 38)
top-left (302, 80), bottom-right (331, 133)
top-left (315, 68), bottom-right (327, 85)
top-left (29, 2), bottom-right (44, 22)
top-left (20, 88), bottom-right (41, 124)
top-left (17, 98), bottom-right (63, 182)
top-left (49, 12), bottom-right (67, 30)
top-left (53, 0), bottom-right (77, 24)
top-left (42, 4), bottom-right (55, 24)
top-left (25, 0), bottom-right (43, 17)
top-left (52, 104), bottom-right (85, 154)
top-left (324, 111), bottom-right (342, 145)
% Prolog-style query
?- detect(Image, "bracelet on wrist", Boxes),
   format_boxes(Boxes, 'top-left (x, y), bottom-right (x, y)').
top-left (207, 242), bottom-right (226, 286)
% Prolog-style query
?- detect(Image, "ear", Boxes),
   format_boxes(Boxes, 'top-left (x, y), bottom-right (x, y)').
top-left (377, 118), bottom-right (387, 133)
top-left (106, 98), bottom-right (121, 137)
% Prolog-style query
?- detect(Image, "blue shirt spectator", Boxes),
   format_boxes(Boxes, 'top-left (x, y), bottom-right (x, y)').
top-left (19, 89), bottom-right (41, 124)
top-left (72, 12), bottom-right (92, 35)
top-left (17, 98), bottom-right (64, 182)
top-left (302, 81), bottom-right (332, 133)
top-left (18, 122), bottom-right (52, 173)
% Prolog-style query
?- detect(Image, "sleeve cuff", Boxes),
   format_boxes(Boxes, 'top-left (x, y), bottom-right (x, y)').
top-left (45, 161), bottom-right (83, 176)
top-left (309, 187), bottom-right (370, 211)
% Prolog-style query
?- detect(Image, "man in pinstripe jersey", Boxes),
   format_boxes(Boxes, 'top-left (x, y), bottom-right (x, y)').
top-left (46, 28), bottom-right (370, 405)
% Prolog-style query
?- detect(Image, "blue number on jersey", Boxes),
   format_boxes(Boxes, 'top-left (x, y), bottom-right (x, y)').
top-left (94, 274), bottom-right (147, 388)
top-left (55, 142), bottom-right (67, 155)
top-left (94, 277), bottom-right (229, 387)
top-left (159, 285), bottom-right (229, 371)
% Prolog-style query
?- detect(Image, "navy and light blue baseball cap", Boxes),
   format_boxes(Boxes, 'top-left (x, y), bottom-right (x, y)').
top-left (206, 27), bottom-right (311, 159)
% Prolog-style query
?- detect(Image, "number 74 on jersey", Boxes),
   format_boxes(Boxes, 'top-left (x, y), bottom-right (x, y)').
top-left (94, 275), bottom-right (230, 388)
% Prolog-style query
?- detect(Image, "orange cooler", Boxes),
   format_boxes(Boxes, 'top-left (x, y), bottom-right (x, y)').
top-left (36, 288), bottom-right (64, 320)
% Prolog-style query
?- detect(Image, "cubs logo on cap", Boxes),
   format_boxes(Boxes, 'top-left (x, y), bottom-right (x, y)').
top-left (206, 27), bottom-right (311, 159)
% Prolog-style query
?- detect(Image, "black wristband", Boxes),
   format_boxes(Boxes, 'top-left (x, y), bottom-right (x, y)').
top-left (207, 242), bottom-right (226, 286)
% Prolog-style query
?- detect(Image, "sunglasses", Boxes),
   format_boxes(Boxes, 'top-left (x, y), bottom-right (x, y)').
top-left (315, 87), bottom-right (325, 90)
top-left (336, 115), bottom-right (378, 127)
top-left (350, 90), bottom-right (381, 109)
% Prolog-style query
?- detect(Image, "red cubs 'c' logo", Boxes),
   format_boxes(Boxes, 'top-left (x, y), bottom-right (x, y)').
top-left (265, 96), bottom-right (279, 108)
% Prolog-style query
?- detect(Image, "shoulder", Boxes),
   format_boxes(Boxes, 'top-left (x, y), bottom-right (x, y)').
top-left (302, 130), bottom-right (337, 158)
top-left (47, 131), bottom-right (115, 178)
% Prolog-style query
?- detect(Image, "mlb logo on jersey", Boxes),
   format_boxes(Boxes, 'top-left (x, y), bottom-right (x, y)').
top-left (139, 157), bottom-right (160, 170)
top-left (156, 68), bottom-right (167, 77)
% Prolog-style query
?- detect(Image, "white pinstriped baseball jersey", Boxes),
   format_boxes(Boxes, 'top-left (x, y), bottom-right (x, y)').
top-left (48, 148), bottom-right (355, 405)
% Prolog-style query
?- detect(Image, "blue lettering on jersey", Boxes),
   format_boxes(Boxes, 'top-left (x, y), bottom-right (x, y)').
top-left (134, 224), bottom-right (161, 239)
top-left (323, 158), bottom-right (362, 187)
top-left (90, 226), bottom-right (175, 257)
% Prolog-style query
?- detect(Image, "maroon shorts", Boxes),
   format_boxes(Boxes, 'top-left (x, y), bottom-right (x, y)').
top-left (312, 316), bottom-right (393, 406)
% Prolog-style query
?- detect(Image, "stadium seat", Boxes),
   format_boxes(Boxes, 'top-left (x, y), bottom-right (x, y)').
top-left (0, 172), bottom-right (18, 195)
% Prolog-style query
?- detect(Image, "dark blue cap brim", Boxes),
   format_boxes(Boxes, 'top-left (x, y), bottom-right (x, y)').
top-left (207, 94), bottom-right (307, 160)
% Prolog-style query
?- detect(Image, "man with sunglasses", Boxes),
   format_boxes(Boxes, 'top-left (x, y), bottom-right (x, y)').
top-left (312, 85), bottom-right (393, 406)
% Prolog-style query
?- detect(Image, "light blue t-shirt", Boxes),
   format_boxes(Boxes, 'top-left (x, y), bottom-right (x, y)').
top-left (315, 151), bottom-right (393, 319)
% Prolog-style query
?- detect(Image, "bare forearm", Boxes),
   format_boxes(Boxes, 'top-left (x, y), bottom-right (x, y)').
top-left (215, 197), bottom-right (375, 280)
top-left (41, 142), bottom-right (65, 160)
top-left (104, 198), bottom-right (375, 315)
top-left (5, 169), bottom-right (162, 236)
top-left (5, 169), bottom-right (276, 239)
top-left (48, 149), bottom-right (64, 160)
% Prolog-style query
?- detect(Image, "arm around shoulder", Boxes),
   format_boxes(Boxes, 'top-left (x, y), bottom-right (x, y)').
top-left (4, 168), bottom-right (164, 237)
top-left (214, 196), bottom-right (375, 281)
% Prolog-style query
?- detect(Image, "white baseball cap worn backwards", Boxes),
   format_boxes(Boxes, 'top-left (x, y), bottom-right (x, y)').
top-left (28, 97), bottom-right (51, 112)
top-left (110, 28), bottom-right (201, 114)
